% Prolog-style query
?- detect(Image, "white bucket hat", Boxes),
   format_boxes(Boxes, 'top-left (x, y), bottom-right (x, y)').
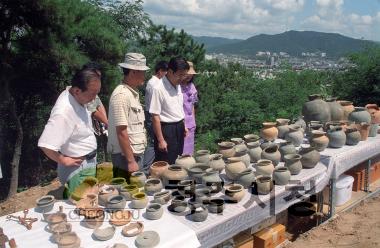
top-left (119, 53), bottom-right (150, 71)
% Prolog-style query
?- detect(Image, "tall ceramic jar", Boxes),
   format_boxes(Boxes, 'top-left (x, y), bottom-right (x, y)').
top-left (273, 167), bottom-right (291, 185)
top-left (255, 159), bottom-right (275, 177)
top-left (247, 141), bottom-right (262, 163)
top-left (366, 104), bottom-right (380, 124)
top-left (302, 94), bottom-right (331, 123)
top-left (261, 144), bottom-right (281, 166)
top-left (276, 118), bottom-right (290, 139)
top-left (348, 107), bottom-right (371, 124)
top-left (202, 169), bottom-right (223, 193)
top-left (310, 130), bottom-right (329, 152)
top-left (339, 100), bottom-right (355, 120)
top-left (225, 157), bottom-right (247, 180)
top-left (326, 97), bottom-right (344, 121)
top-left (299, 146), bottom-right (320, 169)
top-left (260, 122), bottom-right (278, 141)
top-left (356, 122), bottom-right (370, 141)
top-left (149, 161), bottom-right (169, 179)
top-left (234, 146), bottom-right (250, 167)
top-left (284, 154), bottom-right (303, 175)
top-left (256, 176), bottom-right (273, 195)
top-left (345, 127), bottom-right (361, 146)
top-left (327, 126), bottom-right (346, 148)
top-left (208, 154), bottom-right (225, 172)
top-left (279, 141), bottom-right (296, 161)
top-left (218, 141), bottom-right (235, 159)
top-left (285, 124), bottom-right (304, 147)
top-left (243, 134), bottom-right (260, 143)
top-left (194, 150), bottom-right (210, 164)
top-left (162, 165), bottom-right (188, 188)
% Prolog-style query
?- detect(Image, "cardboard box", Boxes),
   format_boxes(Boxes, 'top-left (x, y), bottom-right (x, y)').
top-left (233, 230), bottom-right (254, 248)
top-left (254, 224), bottom-right (286, 248)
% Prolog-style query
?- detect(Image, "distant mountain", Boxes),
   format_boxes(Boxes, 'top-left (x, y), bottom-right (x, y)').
top-left (195, 31), bottom-right (378, 58)
top-left (192, 36), bottom-right (242, 50)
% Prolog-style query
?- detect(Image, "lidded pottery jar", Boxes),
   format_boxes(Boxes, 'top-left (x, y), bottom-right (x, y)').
top-left (218, 141), bottom-right (236, 159)
top-left (175, 155), bottom-right (196, 170)
top-left (302, 94), bottom-right (331, 123)
top-left (276, 118), bottom-right (290, 139)
top-left (310, 130), bottom-right (329, 152)
top-left (345, 127), bottom-right (361, 146)
top-left (243, 134), bottom-right (260, 143)
top-left (326, 97), bottom-right (344, 121)
top-left (356, 122), bottom-right (370, 141)
top-left (247, 141), bottom-right (262, 163)
top-left (149, 161), bottom-right (169, 179)
top-left (194, 150), bottom-right (211, 164)
top-left (327, 126), bottom-right (346, 148)
top-left (231, 137), bottom-right (247, 151)
top-left (224, 184), bottom-right (245, 203)
top-left (225, 157), bottom-right (247, 180)
top-left (130, 172), bottom-right (147, 188)
top-left (236, 168), bottom-right (256, 188)
top-left (162, 165), bottom-right (188, 188)
top-left (260, 122), bottom-right (278, 141)
top-left (339, 100), bottom-right (355, 120)
top-left (273, 167), bottom-right (291, 185)
top-left (366, 104), bottom-right (380, 124)
top-left (255, 159), bottom-right (275, 177)
top-left (299, 146), bottom-right (320, 169)
top-left (261, 144), bottom-right (281, 166)
top-left (202, 168), bottom-right (223, 193)
top-left (348, 107), bottom-right (371, 124)
top-left (208, 154), bottom-right (225, 172)
top-left (279, 140), bottom-right (296, 161)
top-left (284, 154), bottom-right (302, 175)
top-left (234, 146), bottom-right (250, 167)
top-left (285, 124), bottom-right (304, 147)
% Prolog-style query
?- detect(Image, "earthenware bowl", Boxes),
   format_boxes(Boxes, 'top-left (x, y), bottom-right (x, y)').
top-left (93, 225), bottom-right (116, 241)
top-left (122, 222), bottom-right (144, 237)
top-left (109, 210), bottom-right (132, 226)
top-left (55, 232), bottom-right (80, 248)
top-left (135, 231), bottom-right (160, 248)
top-left (145, 203), bottom-right (164, 220)
top-left (153, 190), bottom-right (171, 205)
top-left (36, 195), bottom-right (55, 213)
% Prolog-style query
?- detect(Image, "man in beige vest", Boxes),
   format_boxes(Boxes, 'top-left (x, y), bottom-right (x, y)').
top-left (108, 53), bottom-right (149, 178)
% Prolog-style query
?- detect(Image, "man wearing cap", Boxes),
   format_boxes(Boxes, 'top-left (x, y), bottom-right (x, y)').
top-left (149, 57), bottom-right (189, 164)
top-left (108, 53), bottom-right (149, 178)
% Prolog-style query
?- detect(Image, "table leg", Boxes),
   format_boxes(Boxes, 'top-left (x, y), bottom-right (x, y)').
top-left (327, 178), bottom-right (336, 219)
top-left (364, 159), bottom-right (372, 193)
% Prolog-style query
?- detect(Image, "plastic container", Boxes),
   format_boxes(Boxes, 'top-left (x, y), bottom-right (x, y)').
top-left (335, 175), bottom-right (354, 206)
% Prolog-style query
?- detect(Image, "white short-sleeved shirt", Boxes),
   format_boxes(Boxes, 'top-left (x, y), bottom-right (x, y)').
top-left (38, 87), bottom-right (97, 157)
top-left (149, 76), bottom-right (185, 123)
top-left (145, 75), bottom-right (161, 111)
top-left (107, 84), bottom-right (146, 155)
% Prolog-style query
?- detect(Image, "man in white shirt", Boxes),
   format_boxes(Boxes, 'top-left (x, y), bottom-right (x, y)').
top-left (38, 68), bottom-right (101, 196)
top-left (108, 53), bottom-right (149, 179)
top-left (149, 57), bottom-right (189, 164)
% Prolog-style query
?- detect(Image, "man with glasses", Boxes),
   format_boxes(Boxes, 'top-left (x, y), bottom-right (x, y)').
top-left (149, 57), bottom-right (189, 164)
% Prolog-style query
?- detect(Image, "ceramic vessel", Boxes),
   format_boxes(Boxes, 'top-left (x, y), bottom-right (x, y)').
top-left (306, 123), bottom-right (324, 138)
top-left (144, 178), bottom-right (163, 196)
top-left (83, 212), bottom-right (105, 229)
top-left (208, 198), bottom-right (225, 214)
top-left (153, 190), bottom-right (171, 205)
top-left (175, 154), bottom-right (196, 170)
top-left (145, 203), bottom-right (164, 220)
top-left (98, 186), bottom-right (119, 207)
top-left (345, 127), bottom-right (361, 146)
top-left (194, 150), bottom-right (211, 163)
top-left (131, 192), bottom-right (148, 209)
top-left (130, 172), bottom-right (147, 188)
top-left (276, 118), bottom-right (290, 139)
top-left (326, 97), bottom-right (344, 121)
top-left (193, 188), bottom-right (211, 204)
top-left (225, 157), bottom-right (247, 180)
top-left (302, 94), bottom-right (331, 123)
top-left (299, 146), bottom-right (320, 169)
top-left (261, 144), bottom-right (281, 166)
top-left (279, 141), bottom-right (296, 161)
top-left (284, 154), bottom-right (303, 175)
top-left (218, 141), bottom-right (236, 158)
top-left (119, 184), bottom-right (139, 201)
top-left (348, 107), bottom-right (371, 124)
top-left (135, 231), bottom-right (160, 248)
top-left (177, 180), bottom-right (195, 198)
top-left (255, 159), bottom-right (275, 177)
top-left (369, 124), bottom-right (378, 137)
top-left (122, 222), bottom-right (144, 237)
top-left (234, 146), bottom-right (251, 167)
top-left (208, 154), bottom-right (225, 172)
top-left (285, 124), bottom-right (304, 147)
top-left (260, 122), bottom-right (278, 141)
top-left (273, 167), bottom-right (291, 185)
top-left (55, 232), bottom-right (80, 248)
top-left (231, 137), bottom-right (247, 151)
top-left (327, 126), bottom-right (346, 148)
top-left (236, 168), bottom-right (256, 188)
top-left (93, 226), bottom-right (116, 241)
top-left (50, 222), bottom-right (72, 243)
top-left (339, 100), bottom-right (355, 120)
top-left (247, 141), bottom-right (262, 163)
top-left (294, 117), bottom-right (307, 131)
top-left (187, 163), bottom-right (210, 183)
top-left (36, 195), bottom-right (55, 213)
top-left (356, 122), bottom-right (370, 141)
top-left (224, 184), bottom-right (245, 203)
top-left (256, 176), bottom-right (274, 195)
top-left (244, 134), bottom-right (260, 143)
top-left (109, 210), bottom-right (132, 226)
top-left (110, 177), bottom-right (127, 190)
top-left (188, 202), bottom-right (208, 222)
top-left (162, 165), bottom-right (188, 188)
top-left (310, 130), bottom-right (329, 152)
top-left (149, 161), bottom-right (169, 179)
top-left (169, 196), bottom-right (188, 213)
top-left (106, 195), bottom-right (126, 212)
top-left (366, 104), bottom-right (380, 124)
top-left (46, 212), bottom-right (67, 229)
top-left (202, 168), bottom-right (224, 193)
top-left (260, 140), bottom-right (273, 150)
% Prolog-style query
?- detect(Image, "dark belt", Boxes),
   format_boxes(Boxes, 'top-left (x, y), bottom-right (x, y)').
top-left (160, 119), bottom-right (184, 126)
top-left (84, 150), bottom-right (97, 160)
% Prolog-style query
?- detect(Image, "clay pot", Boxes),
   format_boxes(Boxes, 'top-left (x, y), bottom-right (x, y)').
top-left (83, 213), bottom-right (104, 229)
top-left (98, 186), bottom-right (119, 207)
top-left (307, 123), bottom-right (324, 138)
top-left (339, 100), bottom-right (355, 120)
top-left (50, 222), bottom-right (72, 243)
top-left (369, 124), bottom-right (378, 137)
top-left (135, 231), bottom-right (160, 248)
top-left (260, 140), bottom-right (273, 150)
top-left (130, 172), bottom-right (147, 188)
top-left (294, 117), bottom-right (307, 131)
top-left (110, 177), bottom-right (126, 188)
top-left (273, 167), bottom-right (291, 185)
top-left (162, 165), bottom-right (188, 188)
top-left (244, 134), bottom-right (260, 143)
top-left (187, 163), bottom-right (210, 183)
top-left (93, 226), bottom-right (116, 241)
top-left (177, 180), bottom-right (195, 198)
top-left (260, 122), bottom-right (278, 141)
top-left (234, 146), bottom-right (251, 167)
top-left (119, 184), bottom-right (139, 201)
top-left (302, 94), bottom-right (331, 123)
top-left (145, 203), bottom-right (164, 220)
top-left (46, 212), bottom-right (67, 229)
top-left (218, 141), bottom-right (236, 158)
top-left (224, 184), bottom-right (245, 203)
top-left (153, 190), bottom-right (171, 205)
top-left (175, 154), bottom-right (196, 170)
top-left (193, 188), bottom-right (211, 204)
top-left (106, 195), bottom-right (126, 212)
top-left (149, 161), bottom-right (169, 179)
top-left (55, 232), bottom-right (80, 248)
top-left (36, 195), bottom-right (55, 213)
top-left (276, 118), bottom-right (290, 139)
top-left (194, 150), bottom-right (211, 164)
top-left (131, 192), bottom-right (148, 209)
top-left (345, 127), bottom-right (361, 146)
top-left (348, 107), bottom-right (371, 124)
top-left (109, 210), bottom-right (132, 226)
top-left (326, 97), bottom-right (344, 121)
top-left (122, 222), bottom-right (144, 237)
top-left (299, 146), bottom-right (320, 169)
top-left (285, 124), bottom-right (304, 147)
top-left (247, 141), bottom-right (262, 163)
top-left (202, 168), bottom-right (224, 193)
top-left (208, 198), bottom-right (225, 214)
top-left (169, 196), bottom-right (188, 213)
top-left (284, 154), bottom-right (303, 175)
top-left (256, 176), bottom-right (274, 195)
top-left (261, 144), bottom-right (281, 166)
top-left (208, 154), bottom-right (225, 172)
top-left (255, 159), bottom-right (275, 177)
top-left (310, 130), bottom-right (329, 152)
top-left (76, 194), bottom-right (98, 213)
top-left (188, 202), bottom-right (208, 222)
top-left (366, 104), bottom-right (380, 124)
top-left (144, 178), bottom-right (163, 196)
top-left (231, 137), bottom-right (247, 150)
top-left (279, 140), bottom-right (296, 161)
top-left (356, 122), bottom-right (370, 141)
top-left (236, 168), bottom-right (256, 188)
top-left (327, 126), bottom-right (346, 148)
top-left (225, 157), bottom-right (247, 180)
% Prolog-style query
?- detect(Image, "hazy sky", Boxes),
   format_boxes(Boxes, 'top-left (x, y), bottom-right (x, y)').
top-left (143, 0), bottom-right (380, 41)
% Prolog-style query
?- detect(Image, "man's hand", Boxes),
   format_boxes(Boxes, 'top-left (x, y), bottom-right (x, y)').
top-left (128, 160), bottom-right (139, 173)
top-left (184, 128), bottom-right (189, 137)
top-left (158, 139), bottom-right (168, 152)
top-left (60, 156), bottom-right (83, 166)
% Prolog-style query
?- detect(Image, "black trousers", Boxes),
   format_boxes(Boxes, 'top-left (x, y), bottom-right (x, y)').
top-left (154, 120), bottom-right (185, 165)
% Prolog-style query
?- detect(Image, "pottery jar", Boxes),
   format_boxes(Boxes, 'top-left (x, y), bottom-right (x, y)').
top-left (284, 154), bottom-right (303, 175)
top-left (285, 124), bottom-right (304, 147)
top-left (225, 157), bottom-right (247, 180)
top-left (175, 154), bottom-right (196, 170)
top-left (236, 168), bottom-right (256, 188)
top-left (130, 172), bottom-right (147, 188)
top-left (106, 195), bottom-right (126, 212)
top-left (260, 140), bottom-right (273, 150)
top-left (98, 186), bottom-right (119, 207)
top-left (194, 150), bottom-right (211, 164)
top-left (145, 203), bottom-right (164, 220)
top-left (369, 124), bottom-right (378, 137)
top-left (187, 163), bottom-right (210, 183)
top-left (294, 117), bottom-right (307, 131)
top-left (50, 223), bottom-right (72, 243)
top-left (55, 232), bottom-right (81, 248)
top-left (218, 141), bottom-right (236, 158)
top-left (299, 146), bottom-right (320, 169)
top-left (256, 176), bottom-right (274, 195)
top-left (276, 118), bottom-right (290, 139)
top-left (279, 140), bottom-right (296, 161)
top-left (231, 137), bottom-right (247, 151)
top-left (302, 94), bottom-right (331, 123)
top-left (83, 209), bottom-right (105, 229)
top-left (326, 97), bottom-right (344, 121)
top-left (348, 107), bottom-right (371, 124)
top-left (306, 123), bottom-right (324, 138)
top-left (202, 168), bottom-right (224, 193)
top-left (261, 144), bottom-right (281, 166)
top-left (310, 130), bottom-right (329, 152)
top-left (119, 184), bottom-right (139, 201)
top-left (162, 165), bottom-right (188, 188)
top-left (260, 122), bottom-right (278, 141)
top-left (366, 104), bottom-right (380, 124)
top-left (149, 161), bottom-right (169, 179)
top-left (208, 154), bottom-right (225, 172)
top-left (193, 188), bottom-right (211, 204)
top-left (243, 134), bottom-right (260, 143)
top-left (144, 178), bottom-right (163, 196)
top-left (131, 192), bottom-right (148, 209)
top-left (356, 122), bottom-right (370, 141)
top-left (93, 226), bottom-right (116, 241)
top-left (234, 146), bottom-right (251, 167)
top-left (177, 180), bottom-right (195, 198)
top-left (273, 167), bottom-right (291, 185)
top-left (110, 177), bottom-right (127, 190)
top-left (208, 198), bottom-right (225, 214)
top-left (135, 231), bottom-right (160, 248)
top-left (247, 141), bottom-right (262, 163)
top-left (255, 159), bottom-right (275, 177)
top-left (36, 195), bottom-right (55, 213)
top-left (224, 184), bottom-right (245, 203)
top-left (188, 202), bottom-right (208, 222)
top-left (339, 100), bottom-right (355, 120)
top-left (327, 126), bottom-right (346, 148)
top-left (345, 127), bottom-right (361, 146)
top-left (153, 190), bottom-right (171, 205)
